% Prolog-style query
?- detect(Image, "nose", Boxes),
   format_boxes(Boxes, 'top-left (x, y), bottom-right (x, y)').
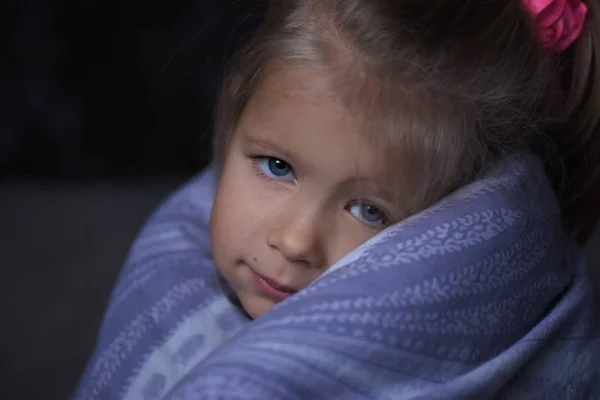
top-left (266, 206), bottom-right (325, 268)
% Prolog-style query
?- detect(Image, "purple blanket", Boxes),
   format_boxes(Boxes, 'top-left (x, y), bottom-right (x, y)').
top-left (73, 152), bottom-right (600, 399)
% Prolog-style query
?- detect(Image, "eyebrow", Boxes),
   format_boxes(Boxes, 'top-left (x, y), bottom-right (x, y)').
top-left (343, 176), bottom-right (395, 203)
top-left (245, 134), bottom-right (296, 160)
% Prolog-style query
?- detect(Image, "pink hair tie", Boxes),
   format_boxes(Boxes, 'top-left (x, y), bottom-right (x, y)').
top-left (522, 0), bottom-right (588, 55)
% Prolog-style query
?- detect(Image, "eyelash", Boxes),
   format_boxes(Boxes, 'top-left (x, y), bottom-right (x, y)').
top-left (252, 158), bottom-right (273, 182)
top-left (346, 202), bottom-right (392, 229)
top-left (251, 156), bottom-right (296, 183)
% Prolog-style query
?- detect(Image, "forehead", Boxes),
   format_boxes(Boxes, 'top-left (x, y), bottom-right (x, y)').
top-left (253, 63), bottom-right (342, 109)
top-left (244, 63), bottom-right (387, 152)
top-left (245, 66), bottom-right (381, 156)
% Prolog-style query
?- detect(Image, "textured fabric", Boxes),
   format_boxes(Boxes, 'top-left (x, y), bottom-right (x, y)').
top-left (73, 152), bottom-right (600, 400)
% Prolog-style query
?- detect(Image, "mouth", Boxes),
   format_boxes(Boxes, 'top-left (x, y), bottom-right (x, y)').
top-left (250, 269), bottom-right (297, 301)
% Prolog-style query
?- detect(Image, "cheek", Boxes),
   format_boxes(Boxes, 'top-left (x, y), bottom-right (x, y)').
top-left (330, 222), bottom-right (378, 265)
top-left (210, 158), bottom-right (270, 261)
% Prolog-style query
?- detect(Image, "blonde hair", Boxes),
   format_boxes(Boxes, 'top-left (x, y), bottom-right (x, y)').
top-left (214, 0), bottom-right (600, 234)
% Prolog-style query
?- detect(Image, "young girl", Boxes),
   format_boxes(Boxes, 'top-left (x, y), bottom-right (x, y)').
top-left (74, 0), bottom-right (600, 399)
top-left (209, 0), bottom-right (599, 319)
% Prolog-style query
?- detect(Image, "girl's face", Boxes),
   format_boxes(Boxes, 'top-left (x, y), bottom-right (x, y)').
top-left (210, 66), bottom-right (401, 318)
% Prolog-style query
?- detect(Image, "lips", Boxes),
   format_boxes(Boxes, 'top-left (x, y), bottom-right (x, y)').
top-left (261, 274), bottom-right (297, 293)
top-left (251, 269), bottom-right (297, 301)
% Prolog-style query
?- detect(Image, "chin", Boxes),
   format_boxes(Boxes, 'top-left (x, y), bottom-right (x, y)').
top-left (239, 296), bottom-right (276, 319)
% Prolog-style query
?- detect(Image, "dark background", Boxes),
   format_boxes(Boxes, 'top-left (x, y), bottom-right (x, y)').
top-left (1, 1), bottom-right (263, 399)
top-left (1, 0), bottom-right (266, 179)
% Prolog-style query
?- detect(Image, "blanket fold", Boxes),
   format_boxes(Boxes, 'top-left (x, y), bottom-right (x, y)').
top-left (73, 153), bottom-right (600, 400)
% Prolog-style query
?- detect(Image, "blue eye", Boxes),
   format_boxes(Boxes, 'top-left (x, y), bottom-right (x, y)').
top-left (258, 157), bottom-right (295, 181)
top-left (348, 203), bottom-right (389, 228)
